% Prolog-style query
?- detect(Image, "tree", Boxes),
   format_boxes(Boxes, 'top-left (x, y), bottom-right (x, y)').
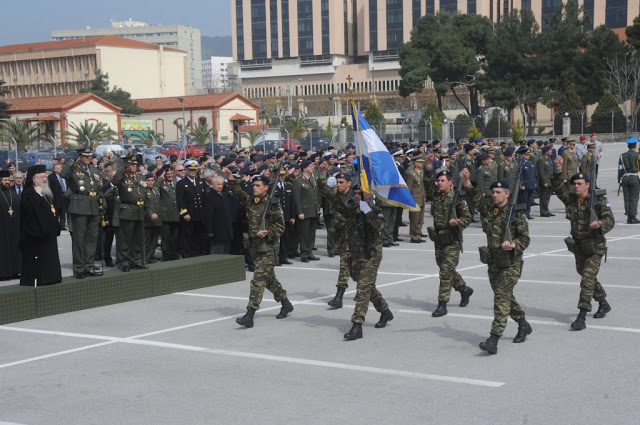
top-left (81, 70), bottom-right (143, 115)
top-left (479, 9), bottom-right (544, 137)
top-left (399, 12), bottom-right (492, 116)
top-left (431, 114), bottom-right (443, 140)
top-left (284, 116), bottom-right (317, 139)
top-left (589, 91), bottom-right (626, 133)
top-left (553, 83), bottom-right (585, 135)
top-left (602, 50), bottom-right (640, 133)
top-left (419, 102), bottom-right (446, 125)
top-left (511, 119), bottom-right (525, 143)
top-left (0, 80), bottom-right (10, 120)
top-left (64, 120), bottom-right (117, 149)
top-left (0, 118), bottom-right (46, 150)
top-left (325, 118), bottom-right (334, 140)
top-left (467, 123), bottom-right (482, 139)
top-left (241, 130), bottom-right (263, 147)
top-left (484, 109), bottom-right (510, 139)
top-left (626, 15), bottom-right (640, 51)
top-left (364, 102), bottom-right (385, 130)
top-left (189, 124), bottom-right (215, 144)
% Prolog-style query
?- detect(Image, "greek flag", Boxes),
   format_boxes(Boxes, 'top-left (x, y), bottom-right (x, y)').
top-left (351, 104), bottom-right (418, 211)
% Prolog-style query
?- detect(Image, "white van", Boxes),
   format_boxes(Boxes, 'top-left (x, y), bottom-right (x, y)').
top-left (94, 144), bottom-right (125, 158)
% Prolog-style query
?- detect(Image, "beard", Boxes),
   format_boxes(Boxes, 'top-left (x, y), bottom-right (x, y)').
top-left (35, 180), bottom-right (54, 198)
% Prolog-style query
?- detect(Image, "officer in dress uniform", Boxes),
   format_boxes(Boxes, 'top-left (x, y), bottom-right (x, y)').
top-left (155, 167), bottom-right (181, 260)
top-left (176, 160), bottom-right (206, 257)
top-left (275, 168), bottom-right (295, 265)
top-left (144, 173), bottom-right (162, 263)
top-left (537, 145), bottom-right (555, 217)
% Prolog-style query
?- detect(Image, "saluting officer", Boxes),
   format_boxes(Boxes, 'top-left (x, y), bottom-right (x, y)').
top-left (112, 155), bottom-right (148, 272)
top-left (61, 147), bottom-right (103, 278)
top-left (176, 160), bottom-right (206, 257)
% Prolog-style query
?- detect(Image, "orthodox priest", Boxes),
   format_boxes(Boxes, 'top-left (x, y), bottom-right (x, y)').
top-left (0, 169), bottom-right (21, 280)
top-left (20, 165), bottom-right (62, 286)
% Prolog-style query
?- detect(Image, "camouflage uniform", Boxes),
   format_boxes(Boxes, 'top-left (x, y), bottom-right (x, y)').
top-left (228, 180), bottom-right (287, 310)
top-left (334, 208), bottom-right (351, 289)
top-left (465, 185), bottom-right (530, 337)
top-left (551, 173), bottom-right (615, 312)
top-left (497, 160), bottom-right (518, 196)
top-left (319, 176), bottom-right (389, 324)
top-left (426, 178), bottom-right (472, 303)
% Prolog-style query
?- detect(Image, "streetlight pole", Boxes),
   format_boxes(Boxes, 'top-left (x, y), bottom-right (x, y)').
top-left (611, 110), bottom-right (615, 142)
top-left (498, 110), bottom-right (501, 141)
top-left (178, 97), bottom-right (186, 160)
top-left (409, 123), bottom-right (414, 140)
top-left (49, 135), bottom-right (57, 158)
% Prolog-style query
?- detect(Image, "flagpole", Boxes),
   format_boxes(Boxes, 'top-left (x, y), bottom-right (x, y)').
top-left (347, 75), bottom-right (370, 194)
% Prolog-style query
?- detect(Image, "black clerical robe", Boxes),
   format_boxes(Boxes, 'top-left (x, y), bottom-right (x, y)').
top-left (19, 187), bottom-right (62, 286)
top-left (0, 186), bottom-right (21, 279)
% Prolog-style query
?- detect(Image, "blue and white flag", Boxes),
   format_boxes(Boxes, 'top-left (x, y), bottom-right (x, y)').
top-left (351, 104), bottom-right (418, 211)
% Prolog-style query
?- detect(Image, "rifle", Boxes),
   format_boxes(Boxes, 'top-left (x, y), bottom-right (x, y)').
top-left (450, 178), bottom-right (465, 253)
top-left (588, 153), bottom-right (607, 262)
top-left (258, 157), bottom-right (285, 231)
top-left (503, 157), bottom-right (525, 246)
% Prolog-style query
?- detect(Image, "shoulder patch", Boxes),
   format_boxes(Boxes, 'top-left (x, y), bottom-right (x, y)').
top-left (606, 203), bottom-right (611, 208)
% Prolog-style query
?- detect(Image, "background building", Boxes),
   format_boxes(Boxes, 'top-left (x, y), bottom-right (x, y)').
top-left (51, 21), bottom-right (202, 94)
top-left (232, 0), bottom-right (638, 117)
top-left (0, 36), bottom-right (187, 100)
top-left (201, 56), bottom-right (235, 93)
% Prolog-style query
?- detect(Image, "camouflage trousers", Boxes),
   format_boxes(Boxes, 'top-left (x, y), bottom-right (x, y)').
top-left (336, 240), bottom-right (351, 290)
top-left (435, 242), bottom-right (465, 302)
top-left (487, 261), bottom-right (526, 336)
top-left (248, 252), bottom-right (287, 310)
top-left (351, 250), bottom-right (388, 324)
top-left (573, 250), bottom-right (606, 312)
top-left (380, 205), bottom-right (397, 244)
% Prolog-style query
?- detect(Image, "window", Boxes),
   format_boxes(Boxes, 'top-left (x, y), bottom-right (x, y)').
top-left (440, 0), bottom-right (457, 12)
top-left (370, 0), bottom-right (378, 51)
top-left (605, 0), bottom-right (627, 28)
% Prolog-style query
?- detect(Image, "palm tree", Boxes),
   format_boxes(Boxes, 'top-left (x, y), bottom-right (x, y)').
top-left (143, 130), bottom-right (165, 148)
top-left (64, 120), bottom-right (117, 149)
top-left (241, 130), bottom-right (263, 147)
top-left (284, 116), bottom-right (318, 139)
top-left (0, 117), bottom-right (46, 150)
top-left (189, 124), bottom-right (216, 144)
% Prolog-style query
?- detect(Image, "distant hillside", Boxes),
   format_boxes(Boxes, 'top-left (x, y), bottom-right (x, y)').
top-left (201, 35), bottom-right (232, 59)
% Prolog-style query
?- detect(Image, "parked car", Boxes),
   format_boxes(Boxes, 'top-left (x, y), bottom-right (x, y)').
top-left (157, 145), bottom-right (186, 159)
top-left (188, 144), bottom-right (207, 157)
top-left (280, 139), bottom-right (301, 150)
top-left (299, 136), bottom-right (331, 152)
top-left (0, 150), bottom-right (29, 172)
top-left (25, 152), bottom-right (55, 171)
top-left (139, 148), bottom-right (168, 165)
top-left (203, 142), bottom-right (224, 156)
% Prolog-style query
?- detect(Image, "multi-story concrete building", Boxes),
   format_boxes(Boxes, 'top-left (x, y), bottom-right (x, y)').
top-left (51, 21), bottom-right (202, 94)
top-left (201, 56), bottom-right (235, 92)
top-left (0, 36), bottom-right (187, 100)
top-left (233, 0), bottom-right (638, 116)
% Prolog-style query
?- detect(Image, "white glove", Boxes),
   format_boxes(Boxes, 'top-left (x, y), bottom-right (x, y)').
top-left (359, 200), bottom-right (372, 214)
top-left (326, 176), bottom-right (337, 188)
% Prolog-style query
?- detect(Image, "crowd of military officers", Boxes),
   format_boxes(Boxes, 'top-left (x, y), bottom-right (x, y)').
top-left (2, 131), bottom-right (636, 351)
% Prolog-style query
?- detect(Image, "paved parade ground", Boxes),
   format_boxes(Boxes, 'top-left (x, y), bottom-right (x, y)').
top-left (1, 142), bottom-right (639, 425)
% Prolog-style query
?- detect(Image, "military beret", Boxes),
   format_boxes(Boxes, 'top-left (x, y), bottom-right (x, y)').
top-left (335, 172), bottom-right (352, 180)
top-left (104, 161), bottom-right (113, 167)
top-left (626, 137), bottom-right (639, 144)
top-left (504, 147), bottom-right (516, 156)
top-left (590, 133), bottom-right (597, 137)
top-left (541, 146), bottom-right (552, 153)
top-left (475, 137), bottom-right (483, 143)
top-left (436, 170), bottom-right (453, 180)
top-left (290, 164), bottom-right (300, 170)
top-left (264, 152), bottom-right (275, 159)
top-left (536, 140), bottom-right (545, 146)
top-left (220, 159), bottom-right (232, 167)
top-left (527, 140), bottom-right (536, 146)
top-left (579, 135), bottom-right (586, 141)
top-left (144, 173), bottom-right (154, 180)
top-left (447, 148), bottom-right (457, 156)
top-left (309, 154), bottom-right (319, 161)
top-left (253, 155), bottom-right (263, 162)
top-left (463, 144), bottom-right (474, 152)
top-left (448, 142), bottom-right (456, 148)
top-left (298, 151), bottom-right (308, 158)
top-left (169, 155), bottom-right (178, 162)
top-left (329, 167), bottom-right (342, 175)
top-left (300, 160), bottom-right (312, 169)
top-left (478, 154), bottom-right (489, 161)
top-left (213, 154), bottom-right (221, 160)
top-left (239, 166), bottom-right (253, 175)
top-left (252, 175), bottom-right (271, 185)
top-left (569, 172), bottom-right (590, 184)
top-left (147, 164), bottom-right (157, 172)
top-left (490, 180), bottom-right (510, 190)
top-left (155, 168), bottom-right (165, 178)
top-left (346, 143), bottom-right (355, 149)
top-left (257, 164), bottom-right (270, 173)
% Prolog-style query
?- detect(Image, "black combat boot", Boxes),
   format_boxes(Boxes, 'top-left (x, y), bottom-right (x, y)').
top-left (593, 300), bottom-right (611, 319)
top-left (236, 308), bottom-right (256, 328)
top-left (513, 319), bottom-right (532, 343)
top-left (571, 308), bottom-right (588, 330)
top-left (276, 298), bottom-right (294, 319)
top-left (374, 309), bottom-right (394, 328)
top-left (327, 288), bottom-right (345, 308)
top-left (629, 216), bottom-right (640, 224)
top-left (344, 323), bottom-right (363, 341)
top-left (459, 286), bottom-right (474, 307)
top-left (432, 301), bottom-right (448, 317)
top-left (479, 333), bottom-right (500, 354)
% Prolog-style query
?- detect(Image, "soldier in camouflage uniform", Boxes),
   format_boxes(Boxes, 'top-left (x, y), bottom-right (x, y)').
top-left (424, 168), bottom-right (474, 317)
top-left (476, 154), bottom-right (495, 205)
top-left (326, 172), bottom-right (353, 308)
top-left (552, 158), bottom-right (615, 331)
top-left (536, 146), bottom-right (555, 217)
top-left (579, 142), bottom-right (596, 174)
top-left (223, 169), bottom-right (294, 328)
top-left (497, 147), bottom-right (517, 192)
top-left (318, 162), bottom-right (393, 341)
top-left (461, 169), bottom-right (532, 355)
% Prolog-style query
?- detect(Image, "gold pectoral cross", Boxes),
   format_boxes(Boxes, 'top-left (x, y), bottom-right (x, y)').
top-left (51, 206), bottom-right (56, 216)
top-left (8, 207), bottom-right (13, 217)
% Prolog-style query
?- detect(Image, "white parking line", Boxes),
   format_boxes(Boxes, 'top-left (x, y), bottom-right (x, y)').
top-left (459, 276), bottom-right (639, 290)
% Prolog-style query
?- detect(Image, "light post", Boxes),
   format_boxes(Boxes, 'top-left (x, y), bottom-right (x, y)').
top-left (443, 118), bottom-right (448, 141)
top-left (178, 97), bottom-right (186, 160)
top-left (49, 135), bottom-right (58, 158)
top-left (234, 130), bottom-right (240, 147)
top-left (208, 130), bottom-right (214, 156)
top-left (287, 78), bottom-right (302, 117)
top-left (11, 137), bottom-right (18, 166)
top-left (409, 123), bottom-right (414, 140)
top-left (611, 110), bottom-right (615, 142)
top-left (497, 109), bottom-right (502, 141)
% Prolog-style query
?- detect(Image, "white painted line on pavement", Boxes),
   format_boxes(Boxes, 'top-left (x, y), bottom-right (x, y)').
top-left (0, 341), bottom-right (116, 370)
top-left (459, 276), bottom-right (640, 290)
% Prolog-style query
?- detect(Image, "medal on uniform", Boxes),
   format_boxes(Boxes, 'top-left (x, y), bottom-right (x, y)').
top-left (128, 187), bottom-right (133, 192)
top-left (80, 186), bottom-right (85, 191)
top-left (79, 180), bottom-right (84, 186)
top-left (578, 198), bottom-right (583, 205)
top-left (90, 181), bottom-right (94, 186)
top-left (254, 197), bottom-right (260, 204)
top-left (493, 208), bottom-right (499, 216)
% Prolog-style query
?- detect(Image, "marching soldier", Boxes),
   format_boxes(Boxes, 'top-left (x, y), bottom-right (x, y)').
top-left (222, 168), bottom-right (294, 328)
top-left (618, 137), bottom-right (640, 224)
top-left (144, 173), bottom-right (162, 263)
top-left (461, 169), bottom-right (532, 355)
top-left (536, 146), bottom-right (555, 217)
top-left (61, 147), bottom-right (103, 278)
top-left (425, 168), bottom-right (473, 317)
top-left (552, 158), bottom-right (615, 331)
top-left (112, 155), bottom-right (147, 272)
top-left (176, 160), bottom-right (206, 258)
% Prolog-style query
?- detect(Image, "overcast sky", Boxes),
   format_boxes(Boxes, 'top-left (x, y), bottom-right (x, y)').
top-left (1, 0), bottom-right (232, 46)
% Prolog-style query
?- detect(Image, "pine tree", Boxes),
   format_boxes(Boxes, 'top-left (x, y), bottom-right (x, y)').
top-left (589, 91), bottom-right (625, 133)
